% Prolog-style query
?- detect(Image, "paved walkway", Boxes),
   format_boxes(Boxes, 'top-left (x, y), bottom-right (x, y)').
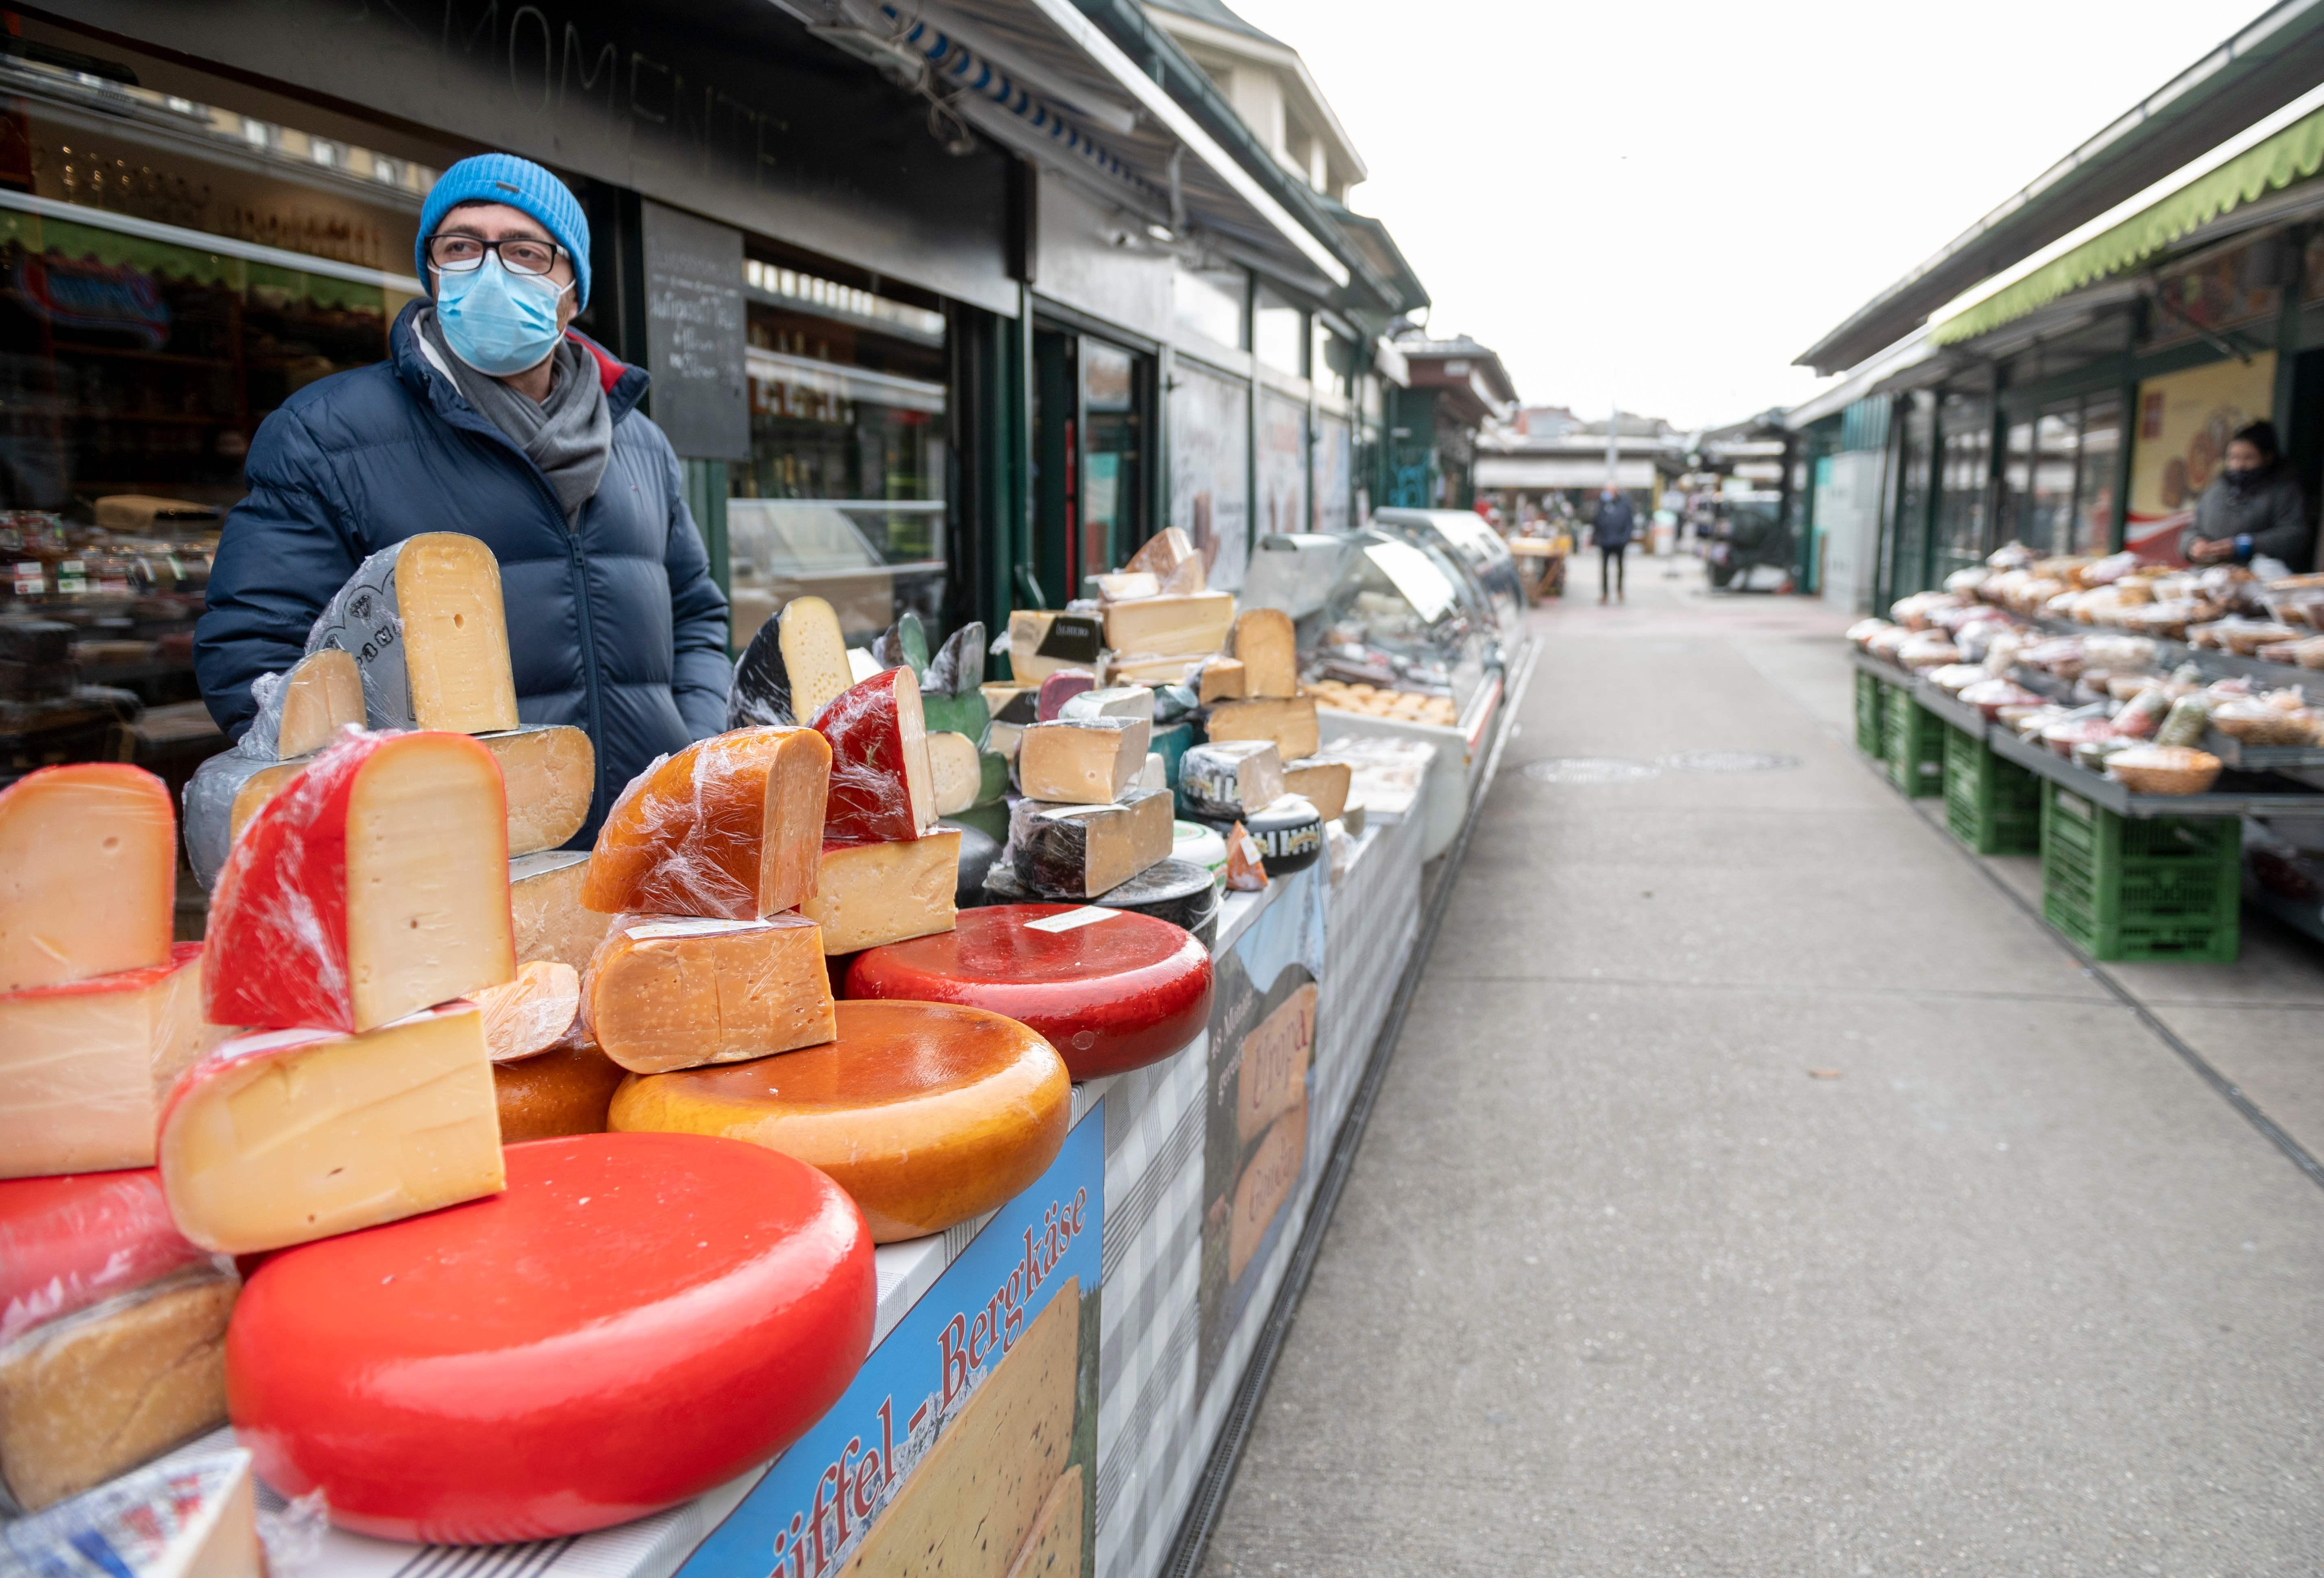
top-left (1199, 554), bottom-right (2324, 1577)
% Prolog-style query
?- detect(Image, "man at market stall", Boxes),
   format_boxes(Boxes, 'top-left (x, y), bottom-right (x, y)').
top-left (1590, 484), bottom-right (1637, 604)
top-left (2181, 420), bottom-right (2313, 573)
top-left (194, 153), bottom-right (731, 841)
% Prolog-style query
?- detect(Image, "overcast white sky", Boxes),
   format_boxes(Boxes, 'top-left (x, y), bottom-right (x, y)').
top-left (1226, 0), bottom-right (2265, 430)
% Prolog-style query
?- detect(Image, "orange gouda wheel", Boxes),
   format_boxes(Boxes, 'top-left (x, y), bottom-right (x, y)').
top-left (608, 1000), bottom-right (1069, 1242)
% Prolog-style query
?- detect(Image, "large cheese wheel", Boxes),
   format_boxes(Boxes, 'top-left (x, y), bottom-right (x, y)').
top-left (0, 763), bottom-right (175, 993)
top-left (0, 1169), bottom-right (207, 1343)
top-left (583, 727), bottom-right (830, 920)
top-left (226, 1133), bottom-right (875, 1544)
top-left (609, 1000), bottom-right (1069, 1242)
top-left (203, 731), bottom-right (514, 1034)
top-left (493, 1034), bottom-right (626, 1142)
top-left (846, 905), bottom-right (1211, 1079)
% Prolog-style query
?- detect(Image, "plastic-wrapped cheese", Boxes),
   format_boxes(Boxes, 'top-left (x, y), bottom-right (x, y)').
top-left (159, 1005), bottom-right (504, 1255)
top-left (253, 647), bottom-right (365, 760)
top-left (1, 944), bottom-right (213, 1179)
top-left (511, 850), bottom-right (614, 969)
top-left (203, 731), bottom-right (514, 1035)
top-left (0, 1447), bottom-right (259, 1578)
top-left (1177, 739), bottom-right (1285, 820)
top-left (0, 763), bottom-right (176, 993)
top-left (1010, 788), bottom-right (1172, 899)
top-left (583, 727), bottom-right (830, 920)
top-left (847, 905), bottom-right (1211, 1080)
top-left (1017, 717), bottom-right (1150, 804)
top-left (475, 960), bottom-right (580, 1061)
top-left (226, 1132), bottom-right (875, 1544)
top-left (0, 1170), bottom-right (207, 1344)
top-left (610, 999), bottom-right (1069, 1242)
top-left (304, 532), bottom-right (519, 733)
top-left (814, 668), bottom-right (936, 841)
top-left (582, 915), bottom-right (836, 1073)
top-left (0, 1266), bottom-right (236, 1513)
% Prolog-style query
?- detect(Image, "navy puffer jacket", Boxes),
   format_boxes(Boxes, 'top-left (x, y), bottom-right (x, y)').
top-left (195, 301), bottom-right (732, 842)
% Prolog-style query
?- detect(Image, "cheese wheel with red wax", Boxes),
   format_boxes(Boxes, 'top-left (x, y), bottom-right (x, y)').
top-left (203, 731), bottom-right (514, 1034)
top-left (609, 999), bottom-right (1069, 1242)
top-left (0, 1169), bottom-right (208, 1343)
top-left (846, 905), bottom-right (1211, 1079)
top-left (225, 1132), bottom-right (875, 1544)
top-left (813, 667), bottom-right (935, 841)
top-left (0, 763), bottom-right (176, 993)
top-left (582, 727), bottom-right (830, 920)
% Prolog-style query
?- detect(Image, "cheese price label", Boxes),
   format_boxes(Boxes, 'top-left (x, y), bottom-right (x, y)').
top-left (624, 916), bottom-right (778, 941)
top-left (1024, 906), bottom-right (1121, 934)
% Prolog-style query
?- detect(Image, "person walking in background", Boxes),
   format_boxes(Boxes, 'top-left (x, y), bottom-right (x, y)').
top-left (1591, 484), bottom-right (1637, 603)
top-left (2182, 421), bottom-right (2313, 574)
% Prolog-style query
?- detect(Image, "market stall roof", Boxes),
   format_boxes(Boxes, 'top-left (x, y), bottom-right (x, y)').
top-left (1932, 107), bottom-right (2324, 347)
top-left (1793, 0), bottom-right (2324, 375)
top-left (780, 0), bottom-right (1396, 305)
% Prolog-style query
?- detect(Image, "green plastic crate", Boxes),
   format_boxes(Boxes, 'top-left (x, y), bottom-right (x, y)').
top-left (1943, 723), bottom-right (2041, 854)
top-left (2038, 782), bottom-right (2240, 961)
top-left (1882, 682), bottom-right (1943, 798)
top-left (1854, 669), bottom-right (1885, 758)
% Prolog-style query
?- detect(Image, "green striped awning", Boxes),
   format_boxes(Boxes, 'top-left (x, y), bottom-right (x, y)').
top-left (1932, 106), bottom-right (2324, 347)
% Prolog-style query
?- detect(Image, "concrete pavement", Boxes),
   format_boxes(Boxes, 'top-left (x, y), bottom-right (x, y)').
top-left (1197, 554), bottom-right (2324, 1577)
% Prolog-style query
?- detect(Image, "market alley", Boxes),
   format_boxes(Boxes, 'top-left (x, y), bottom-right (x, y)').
top-left (1200, 558), bottom-right (2324, 1576)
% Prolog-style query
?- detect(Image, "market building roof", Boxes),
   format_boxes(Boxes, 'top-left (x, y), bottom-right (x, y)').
top-left (1794, 0), bottom-right (2324, 375)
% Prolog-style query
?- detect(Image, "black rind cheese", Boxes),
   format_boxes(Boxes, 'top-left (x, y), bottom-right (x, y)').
top-left (926, 621), bottom-right (987, 697)
top-left (725, 616), bottom-right (795, 728)
top-left (982, 857), bottom-right (1218, 947)
top-left (1197, 794), bottom-right (1322, 875)
top-left (945, 818), bottom-right (1002, 907)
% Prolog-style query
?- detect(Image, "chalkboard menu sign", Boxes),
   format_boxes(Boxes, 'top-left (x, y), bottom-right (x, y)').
top-left (641, 200), bottom-right (749, 461)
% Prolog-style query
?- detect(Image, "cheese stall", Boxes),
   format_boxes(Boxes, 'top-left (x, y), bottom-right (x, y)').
top-left (0, 523), bottom-right (1522, 1578)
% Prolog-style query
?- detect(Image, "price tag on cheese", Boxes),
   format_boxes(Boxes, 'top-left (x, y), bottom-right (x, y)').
top-left (1239, 835), bottom-right (1264, 864)
top-left (1023, 906), bottom-right (1122, 934)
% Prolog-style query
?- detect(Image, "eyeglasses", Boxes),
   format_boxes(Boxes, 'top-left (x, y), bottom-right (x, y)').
top-left (425, 234), bottom-right (566, 278)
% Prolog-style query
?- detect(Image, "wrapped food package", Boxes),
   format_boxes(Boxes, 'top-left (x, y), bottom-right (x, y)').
top-left (0, 1170), bottom-right (209, 1345)
top-left (1896, 632), bottom-right (1962, 671)
top-left (2041, 715), bottom-right (2116, 758)
top-left (814, 669), bottom-right (938, 842)
top-left (2105, 745), bottom-right (2222, 796)
top-left (2155, 695), bottom-right (2211, 750)
top-left (304, 532), bottom-right (518, 734)
top-left (583, 728), bottom-right (830, 920)
top-left (1956, 678), bottom-right (2043, 722)
top-left (1926, 663), bottom-right (1986, 694)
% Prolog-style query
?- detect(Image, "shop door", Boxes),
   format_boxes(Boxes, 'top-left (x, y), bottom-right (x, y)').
top-left (1030, 328), bottom-right (1150, 604)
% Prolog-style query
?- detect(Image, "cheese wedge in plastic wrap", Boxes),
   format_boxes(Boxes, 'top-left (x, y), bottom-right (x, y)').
top-left (475, 960), bottom-right (580, 1062)
top-left (584, 727), bottom-right (830, 920)
top-left (0, 1169), bottom-right (209, 1345)
top-left (203, 731), bottom-right (514, 1035)
top-left (0, 1447), bottom-right (259, 1578)
top-left (303, 532), bottom-right (520, 733)
top-left (0, 764), bottom-right (176, 993)
top-left (511, 850), bottom-right (613, 969)
top-left (582, 915), bottom-right (836, 1073)
top-left (814, 668), bottom-right (937, 841)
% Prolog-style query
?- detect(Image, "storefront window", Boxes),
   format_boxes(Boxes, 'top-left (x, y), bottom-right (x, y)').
top-left (0, 49), bottom-right (444, 780)
top-left (1167, 359), bottom-right (1250, 589)
top-left (2030, 406), bottom-right (2080, 554)
top-left (1314, 415), bottom-right (1353, 533)
top-left (1887, 392), bottom-right (1934, 597)
top-left (1081, 340), bottom-right (1144, 582)
top-left (2076, 393), bottom-right (2121, 553)
top-left (727, 264), bottom-right (947, 648)
top-left (1311, 321), bottom-right (1354, 401)
top-left (1173, 266), bottom-right (1245, 351)
top-left (1253, 285), bottom-right (1304, 377)
top-left (1257, 390), bottom-right (1308, 538)
top-left (1935, 392), bottom-right (1991, 579)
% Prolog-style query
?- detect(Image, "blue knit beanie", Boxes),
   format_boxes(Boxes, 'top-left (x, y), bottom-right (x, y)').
top-left (417, 154), bottom-right (591, 308)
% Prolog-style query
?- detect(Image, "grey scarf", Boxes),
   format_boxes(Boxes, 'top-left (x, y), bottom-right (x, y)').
top-left (416, 307), bottom-right (612, 523)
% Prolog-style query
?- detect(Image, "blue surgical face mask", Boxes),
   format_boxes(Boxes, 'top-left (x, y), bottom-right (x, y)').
top-left (434, 254), bottom-right (568, 377)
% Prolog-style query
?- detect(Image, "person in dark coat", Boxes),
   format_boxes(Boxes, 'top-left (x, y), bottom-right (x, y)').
top-left (1590, 486), bottom-right (1638, 603)
top-left (195, 154), bottom-right (731, 841)
top-left (2182, 420), bottom-right (2313, 572)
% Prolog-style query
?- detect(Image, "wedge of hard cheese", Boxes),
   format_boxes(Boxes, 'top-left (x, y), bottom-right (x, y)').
top-left (159, 1005), bottom-right (504, 1255)
top-left (0, 763), bottom-right (176, 993)
top-left (0, 1169), bottom-right (207, 1344)
top-left (1017, 717), bottom-right (1151, 804)
top-left (582, 915), bottom-right (836, 1074)
top-left (226, 1133), bottom-right (874, 1544)
top-left (0, 1267), bottom-right (236, 1513)
top-left (475, 960), bottom-right (580, 1062)
top-left (305, 532), bottom-right (519, 733)
top-left (1229, 608), bottom-right (1297, 698)
top-left (1, 944), bottom-right (212, 1179)
top-left (1283, 758), bottom-right (1352, 824)
top-left (727, 594), bottom-right (850, 729)
top-left (801, 833), bottom-right (960, 955)
top-left (815, 667), bottom-right (936, 841)
top-left (204, 732), bottom-right (514, 1035)
top-left (1102, 591), bottom-right (1231, 657)
top-left (1204, 695), bottom-right (1320, 763)
top-left (266, 647), bottom-right (364, 759)
top-left (610, 999), bottom-right (1069, 1242)
top-left (1126, 523), bottom-right (1205, 592)
top-left (1177, 739), bottom-right (1285, 821)
top-left (511, 850), bottom-right (614, 970)
top-left (1011, 789), bottom-right (1172, 899)
top-left (583, 727), bottom-right (830, 920)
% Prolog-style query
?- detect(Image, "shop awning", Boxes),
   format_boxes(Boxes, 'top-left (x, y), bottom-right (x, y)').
top-left (1933, 106), bottom-right (2324, 348)
top-left (1475, 458), bottom-right (1657, 490)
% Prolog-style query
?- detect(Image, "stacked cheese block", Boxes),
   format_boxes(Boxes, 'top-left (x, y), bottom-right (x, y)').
top-left (182, 533), bottom-right (596, 889)
top-left (0, 766), bottom-right (241, 1514)
top-left (1183, 608), bottom-right (1344, 883)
